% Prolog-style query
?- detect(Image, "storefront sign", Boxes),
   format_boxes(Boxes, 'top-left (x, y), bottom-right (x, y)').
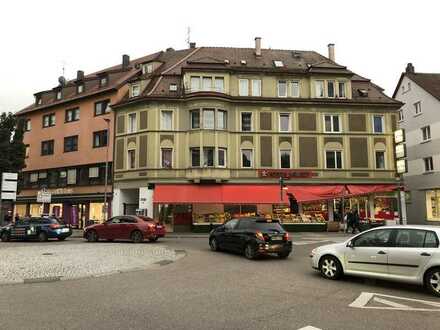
top-left (396, 159), bottom-right (407, 174)
top-left (258, 169), bottom-right (316, 179)
top-left (394, 129), bottom-right (405, 144)
top-left (1, 172), bottom-right (18, 200)
top-left (395, 144), bottom-right (406, 159)
top-left (47, 188), bottom-right (74, 195)
top-left (37, 190), bottom-right (52, 203)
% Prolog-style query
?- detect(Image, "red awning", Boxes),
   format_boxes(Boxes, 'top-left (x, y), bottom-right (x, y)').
top-left (287, 185), bottom-right (346, 202)
top-left (346, 184), bottom-right (397, 196)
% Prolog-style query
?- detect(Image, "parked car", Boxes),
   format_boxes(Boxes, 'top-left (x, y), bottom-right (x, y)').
top-left (310, 225), bottom-right (440, 296)
top-left (83, 215), bottom-right (166, 243)
top-left (209, 217), bottom-right (292, 260)
top-left (0, 217), bottom-right (72, 242)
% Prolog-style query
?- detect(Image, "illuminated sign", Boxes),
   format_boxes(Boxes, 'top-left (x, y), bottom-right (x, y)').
top-left (394, 129), bottom-right (405, 144)
top-left (395, 144), bottom-right (406, 159)
top-left (396, 159), bottom-right (407, 174)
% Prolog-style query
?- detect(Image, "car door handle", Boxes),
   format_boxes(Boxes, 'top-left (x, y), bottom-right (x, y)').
top-left (377, 250), bottom-right (387, 255)
top-left (421, 252), bottom-right (431, 257)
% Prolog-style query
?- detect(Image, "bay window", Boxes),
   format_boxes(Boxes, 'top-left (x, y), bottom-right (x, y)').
top-left (191, 148), bottom-right (200, 167)
top-left (161, 148), bottom-right (173, 168)
top-left (217, 110), bottom-right (227, 129)
top-left (190, 110), bottom-right (200, 129)
top-left (203, 109), bottom-right (215, 129)
top-left (161, 110), bottom-right (173, 130)
top-left (241, 112), bottom-right (252, 131)
top-left (203, 147), bottom-right (214, 167)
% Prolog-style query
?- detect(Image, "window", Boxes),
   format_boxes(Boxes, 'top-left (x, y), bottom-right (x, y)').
top-left (373, 115), bottom-right (384, 133)
top-left (427, 190), bottom-right (440, 221)
top-left (326, 150), bottom-right (343, 169)
top-left (59, 170), bottom-right (67, 179)
top-left (202, 77), bottom-right (212, 91)
top-left (414, 101), bottom-right (422, 115)
top-left (25, 145), bottom-right (30, 158)
top-left (327, 81), bottom-right (335, 98)
top-left (30, 173), bottom-right (38, 183)
top-left (42, 114), bottom-right (56, 127)
top-left (93, 130), bottom-right (108, 148)
top-left (41, 140), bottom-right (54, 156)
top-left (424, 231), bottom-right (439, 247)
top-left (161, 148), bottom-right (173, 168)
top-left (291, 81), bottom-right (300, 98)
top-left (38, 172), bottom-right (47, 179)
top-left (131, 84), bottom-right (141, 97)
top-left (203, 147), bottom-right (214, 167)
top-left (35, 96), bottom-right (42, 105)
top-left (56, 90), bottom-right (62, 100)
top-left (252, 79), bottom-right (261, 96)
top-left (353, 229), bottom-right (392, 247)
top-left (394, 229), bottom-right (428, 248)
top-left (398, 110), bottom-right (404, 122)
top-left (239, 79), bottom-right (249, 96)
top-left (273, 60), bottom-right (284, 67)
top-left (241, 112), bottom-right (252, 131)
top-left (128, 113), bottom-right (137, 133)
top-left (142, 63), bottom-right (153, 74)
top-left (424, 157), bottom-right (434, 172)
top-left (280, 150), bottom-right (291, 169)
top-left (225, 219), bottom-right (239, 230)
top-left (218, 148), bottom-right (226, 167)
top-left (421, 126), bottom-right (431, 142)
top-left (338, 81), bottom-right (346, 98)
top-left (67, 169), bottom-right (77, 185)
top-left (94, 100), bottom-right (110, 116)
top-left (191, 148), bottom-right (200, 167)
top-left (214, 77), bottom-right (224, 93)
top-left (65, 108), bottom-right (80, 122)
top-left (64, 136), bottom-right (78, 152)
top-left (278, 80), bottom-right (287, 97)
top-left (127, 149), bottom-right (136, 169)
top-left (161, 111), bottom-right (173, 130)
top-left (77, 84), bottom-right (84, 94)
top-left (324, 115), bottom-right (341, 133)
top-left (100, 76), bottom-right (108, 87)
top-left (190, 76), bottom-right (200, 92)
top-left (25, 119), bottom-right (31, 131)
top-left (169, 83), bottom-right (177, 92)
top-left (190, 110), bottom-right (200, 129)
top-left (203, 109), bottom-right (215, 129)
top-left (217, 110), bottom-right (227, 129)
top-left (89, 167), bottom-right (99, 178)
top-left (315, 81), bottom-right (324, 98)
top-left (375, 151), bottom-right (386, 169)
top-left (241, 149), bottom-right (253, 168)
top-left (279, 113), bottom-right (291, 132)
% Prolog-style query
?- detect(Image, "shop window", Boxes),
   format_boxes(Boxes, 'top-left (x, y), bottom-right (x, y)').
top-left (203, 147), bottom-right (214, 167)
top-left (161, 110), bottom-right (173, 130)
top-left (421, 126), bottom-right (431, 142)
top-left (373, 115), bottom-right (384, 133)
top-left (324, 114), bottom-right (341, 133)
top-left (327, 81), bottom-right (335, 98)
top-left (190, 110), bottom-right (200, 129)
top-left (161, 148), bottom-right (173, 168)
top-left (277, 80), bottom-right (287, 97)
top-left (315, 80), bottom-right (324, 98)
top-left (224, 204), bottom-right (257, 218)
top-left (128, 113), bottom-right (137, 133)
top-left (252, 79), bottom-right (261, 96)
top-left (291, 81), bottom-right (300, 97)
top-left (215, 77), bottom-right (224, 93)
top-left (191, 148), bottom-right (200, 167)
top-left (218, 148), bottom-right (227, 167)
top-left (203, 109), bottom-right (215, 129)
top-left (89, 203), bottom-right (105, 223)
top-left (41, 140), bottom-right (54, 156)
top-left (64, 135), bottom-right (78, 152)
top-left (279, 113), bottom-right (291, 132)
top-left (67, 169), bottom-right (77, 185)
top-left (375, 151), bottom-right (386, 169)
top-left (239, 79), bottom-right (249, 96)
top-left (280, 150), bottom-right (291, 169)
top-left (427, 190), bottom-right (440, 221)
top-left (127, 149), bottom-right (136, 169)
top-left (241, 112), bottom-right (252, 131)
top-left (94, 100), bottom-right (110, 116)
top-left (217, 110), bottom-right (227, 129)
top-left (241, 149), bottom-right (253, 168)
top-left (65, 108), bottom-right (80, 122)
top-left (93, 130), bottom-right (108, 148)
top-left (325, 150), bottom-right (343, 169)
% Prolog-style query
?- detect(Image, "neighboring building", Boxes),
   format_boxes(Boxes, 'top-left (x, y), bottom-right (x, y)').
top-left (394, 63), bottom-right (440, 224)
top-left (15, 52), bottom-right (162, 227)
top-left (111, 38), bottom-right (402, 232)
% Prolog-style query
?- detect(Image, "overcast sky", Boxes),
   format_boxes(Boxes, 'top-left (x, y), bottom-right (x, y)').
top-left (1, 0), bottom-right (438, 113)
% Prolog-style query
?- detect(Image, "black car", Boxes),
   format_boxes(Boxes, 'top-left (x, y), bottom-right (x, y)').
top-left (209, 217), bottom-right (293, 259)
top-left (0, 217), bottom-right (72, 242)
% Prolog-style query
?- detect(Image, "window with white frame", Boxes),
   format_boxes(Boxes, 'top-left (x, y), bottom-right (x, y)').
top-left (241, 149), bottom-right (253, 168)
top-left (30, 173), bottom-right (38, 183)
top-left (217, 110), bottom-right (227, 129)
top-left (375, 151), bottom-right (386, 169)
top-left (161, 148), bottom-right (173, 168)
top-left (190, 110), bottom-right (200, 129)
top-left (218, 148), bottom-right (227, 167)
top-left (327, 81), bottom-right (335, 98)
top-left (142, 63), bottom-right (153, 74)
top-left (67, 169), bottom-right (77, 185)
top-left (241, 112), bottom-right (252, 131)
top-left (373, 115), bottom-right (384, 133)
top-left (89, 167), bottom-right (99, 178)
top-left (414, 101), bottom-right (422, 115)
top-left (279, 113), bottom-right (291, 132)
top-left (280, 150), bottom-right (291, 169)
top-left (161, 111), bottom-right (173, 130)
top-left (203, 109), bottom-right (215, 129)
top-left (398, 110), bottom-right (404, 122)
top-left (239, 79), bottom-right (249, 96)
top-left (252, 79), bottom-right (261, 97)
top-left (214, 77), bottom-right (224, 93)
top-left (424, 157), bottom-right (434, 172)
top-left (278, 80), bottom-right (287, 97)
top-left (324, 114), bottom-right (341, 133)
top-left (127, 149), bottom-right (136, 169)
top-left (202, 77), bottom-right (212, 91)
top-left (291, 81), bottom-right (300, 97)
top-left (190, 76), bottom-right (200, 92)
top-left (315, 81), bottom-right (325, 98)
top-left (56, 90), bottom-right (62, 100)
top-left (338, 81), bottom-right (346, 98)
top-left (128, 113), bottom-right (137, 133)
top-left (326, 150), bottom-right (343, 169)
top-left (203, 147), bottom-right (214, 167)
top-left (191, 148), bottom-right (200, 167)
top-left (421, 126), bottom-right (431, 142)
top-left (131, 84), bottom-right (140, 97)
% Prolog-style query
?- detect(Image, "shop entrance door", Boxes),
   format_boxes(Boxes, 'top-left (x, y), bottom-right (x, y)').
top-left (70, 203), bottom-right (88, 228)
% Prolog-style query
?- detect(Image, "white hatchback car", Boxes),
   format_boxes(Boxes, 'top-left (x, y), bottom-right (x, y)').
top-left (310, 225), bottom-right (440, 296)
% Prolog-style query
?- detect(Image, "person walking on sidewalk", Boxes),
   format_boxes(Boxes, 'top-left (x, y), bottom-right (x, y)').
top-left (345, 208), bottom-right (353, 233)
top-left (351, 208), bottom-right (361, 234)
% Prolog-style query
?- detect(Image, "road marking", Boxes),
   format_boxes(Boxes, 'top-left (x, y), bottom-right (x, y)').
top-left (297, 326), bottom-right (322, 330)
top-left (350, 292), bottom-right (440, 311)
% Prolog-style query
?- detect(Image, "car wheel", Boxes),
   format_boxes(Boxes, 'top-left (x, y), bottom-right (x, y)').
top-left (131, 230), bottom-right (144, 243)
top-left (244, 243), bottom-right (257, 260)
top-left (278, 252), bottom-right (290, 259)
top-left (209, 238), bottom-right (219, 251)
top-left (425, 268), bottom-right (440, 297)
top-left (1, 232), bottom-right (10, 242)
top-left (38, 231), bottom-right (48, 242)
top-left (86, 230), bottom-right (98, 242)
top-left (319, 255), bottom-right (342, 280)
top-left (57, 237), bottom-right (66, 241)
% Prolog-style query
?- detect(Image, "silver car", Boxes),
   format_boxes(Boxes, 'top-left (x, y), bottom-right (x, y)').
top-left (310, 225), bottom-right (440, 296)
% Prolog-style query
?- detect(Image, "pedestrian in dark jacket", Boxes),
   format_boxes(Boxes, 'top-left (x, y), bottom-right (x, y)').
top-left (345, 208), bottom-right (353, 233)
top-left (351, 208), bottom-right (361, 234)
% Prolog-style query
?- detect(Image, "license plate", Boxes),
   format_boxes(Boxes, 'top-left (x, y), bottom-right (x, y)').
top-left (271, 235), bottom-right (283, 241)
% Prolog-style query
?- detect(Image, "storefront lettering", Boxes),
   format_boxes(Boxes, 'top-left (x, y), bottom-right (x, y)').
top-left (258, 169), bottom-right (316, 179)
top-left (47, 188), bottom-right (74, 195)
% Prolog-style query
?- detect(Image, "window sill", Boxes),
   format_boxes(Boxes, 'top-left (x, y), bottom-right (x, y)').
top-left (421, 139), bottom-right (431, 144)
top-left (413, 113), bottom-right (423, 118)
top-left (324, 131), bottom-right (342, 134)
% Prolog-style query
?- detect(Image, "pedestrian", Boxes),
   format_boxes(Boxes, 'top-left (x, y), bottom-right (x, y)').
top-left (14, 213), bottom-right (20, 223)
top-left (351, 208), bottom-right (361, 234)
top-left (345, 208), bottom-right (353, 233)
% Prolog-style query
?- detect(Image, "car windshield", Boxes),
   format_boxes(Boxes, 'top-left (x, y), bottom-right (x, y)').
top-left (251, 221), bottom-right (284, 232)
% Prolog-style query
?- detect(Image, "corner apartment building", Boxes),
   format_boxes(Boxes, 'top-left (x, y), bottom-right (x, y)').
top-left (394, 64), bottom-right (440, 224)
top-left (111, 38), bottom-right (402, 232)
top-left (15, 53), bottom-right (161, 227)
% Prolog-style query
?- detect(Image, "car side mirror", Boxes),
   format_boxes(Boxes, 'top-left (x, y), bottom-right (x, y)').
top-left (346, 240), bottom-right (354, 248)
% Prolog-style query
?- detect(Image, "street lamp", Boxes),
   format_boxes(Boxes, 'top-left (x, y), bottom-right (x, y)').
top-left (103, 118), bottom-right (111, 221)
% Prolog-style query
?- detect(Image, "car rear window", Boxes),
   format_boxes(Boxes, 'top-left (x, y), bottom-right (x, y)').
top-left (251, 221), bottom-right (284, 232)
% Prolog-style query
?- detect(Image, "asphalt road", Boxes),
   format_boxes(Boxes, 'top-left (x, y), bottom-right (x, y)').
top-left (0, 235), bottom-right (439, 330)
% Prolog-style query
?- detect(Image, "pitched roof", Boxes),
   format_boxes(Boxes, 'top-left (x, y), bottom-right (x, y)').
top-left (402, 73), bottom-right (440, 101)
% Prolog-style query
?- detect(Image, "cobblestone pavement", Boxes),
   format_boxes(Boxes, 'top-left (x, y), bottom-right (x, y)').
top-left (0, 242), bottom-right (180, 284)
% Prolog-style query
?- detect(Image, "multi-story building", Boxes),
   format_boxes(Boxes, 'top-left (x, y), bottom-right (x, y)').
top-left (394, 64), bottom-right (440, 224)
top-left (111, 38), bottom-right (402, 232)
top-left (15, 52), bottom-right (164, 227)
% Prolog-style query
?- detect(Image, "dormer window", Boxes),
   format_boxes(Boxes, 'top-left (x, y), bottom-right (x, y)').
top-left (169, 83), bottom-right (177, 92)
top-left (273, 60), bottom-right (284, 67)
top-left (77, 83), bottom-right (84, 94)
top-left (142, 63), bottom-right (153, 74)
top-left (131, 84), bottom-right (141, 97)
top-left (100, 75), bottom-right (108, 87)
top-left (56, 90), bottom-right (62, 100)
top-left (35, 96), bottom-right (42, 105)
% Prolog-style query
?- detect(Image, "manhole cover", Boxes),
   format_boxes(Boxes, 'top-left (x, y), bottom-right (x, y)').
top-left (42, 253), bottom-right (53, 256)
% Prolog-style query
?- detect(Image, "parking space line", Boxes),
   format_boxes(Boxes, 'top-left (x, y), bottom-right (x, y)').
top-left (350, 292), bottom-right (440, 311)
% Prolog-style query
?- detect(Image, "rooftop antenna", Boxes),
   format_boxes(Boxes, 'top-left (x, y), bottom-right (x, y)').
top-left (60, 60), bottom-right (67, 77)
top-left (186, 26), bottom-right (191, 47)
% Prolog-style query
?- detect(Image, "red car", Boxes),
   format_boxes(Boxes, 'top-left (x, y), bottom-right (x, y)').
top-left (83, 215), bottom-right (166, 243)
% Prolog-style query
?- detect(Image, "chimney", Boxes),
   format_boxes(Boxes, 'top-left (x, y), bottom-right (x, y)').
top-left (77, 70), bottom-right (84, 81)
top-left (122, 54), bottom-right (130, 69)
top-left (189, 42), bottom-right (196, 49)
top-left (406, 63), bottom-right (415, 74)
top-left (328, 43), bottom-right (335, 62)
top-left (255, 37), bottom-right (262, 57)
top-left (58, 76), bottom-right (66, 86)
